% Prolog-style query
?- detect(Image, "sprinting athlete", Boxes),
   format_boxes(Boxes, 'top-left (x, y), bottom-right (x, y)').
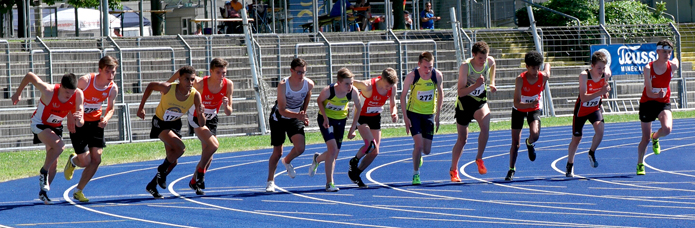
top-left (167, 58), bottom-right (233, 195)
top-left (347, 68), bottom-right (398, 188)
top-left (566, 51), bottom-right (611, 177)
top-left (400, 52), bottom-right (444, 185)
top-left (12, 72), bottom-right (84, 204)
top-left (63, 56), bottom-right (119, 202)
top-left (309, 68), bottom-right (361, 192)
top-left (266, 58), bottom-right (314, 192)
top-left (451, 41), bottom-right (497, 180)
top-left (636, 39), bottom-right (679, 175)
top-left (505, 51), bottom-right (550, 181)
top-left (137, 66), bottom-right (204, 198)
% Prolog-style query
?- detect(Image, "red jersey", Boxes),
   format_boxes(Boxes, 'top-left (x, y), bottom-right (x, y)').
top-left (359, 77), bottom-right (392, 117)
top-left (515, 71), bottom-right (545, 113)
top-left (640, 61), bottom-right (672, 104)
top-left (82, 73), bottom-right (114, 122)
top-left (194, 76), bottom-right (228, 120)
top-left (31, 84), bottom-right (77, 127)
top-left (575, 70), bottom-right (606, 117)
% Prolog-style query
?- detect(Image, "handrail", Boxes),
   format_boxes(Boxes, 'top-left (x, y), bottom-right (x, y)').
top-left (35, 37), bottom-right (53, 83)
top-left (242, 8), bottom-right (267, 134)
top-left (527, 6), bottom-right (555, 117)
top-left (177, 34), bottom-right (193, 66)
top-left (388, 30), bottom-right (404, 90)
top-left (645, 5), bottom-right (676, 22)
top-left (599, 24), bottom-right (611, 45)
top-left (459, 28), bottom-right (473, 59)
top-left (521, 0), bottom-right (581, 42)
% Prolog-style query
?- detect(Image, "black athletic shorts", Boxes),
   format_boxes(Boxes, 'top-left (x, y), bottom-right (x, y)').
top-left (357, 114), bottom-right (381, 130)
top-left (188, 115), bottom-right (219, 136)
top-left (269, 116), bottom-right (305, 147)
top-left (318, 114), bottom-right (347, 149)
top-left (69, 121), bottom-right (106, 154)
top-left (406, 111), bottom-right (434, 140)
top-left (455, 96), bottom-right (487, 126)
top-left (639, 101), bottom-right (671, 123)
top-left (572, 110), bottom-right (604, 137)
top-left (150, 115), bottom-right (182, 139)
top-left (31, 124), bottom-right (63, 144)
top-left (511, 108), bottom-right (542, 130)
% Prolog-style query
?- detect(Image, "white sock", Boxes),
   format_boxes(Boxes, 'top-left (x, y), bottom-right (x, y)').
top-left (413, 170), bottom-right (420, 175)
top-left (70, 156), bottom-right (77, 167)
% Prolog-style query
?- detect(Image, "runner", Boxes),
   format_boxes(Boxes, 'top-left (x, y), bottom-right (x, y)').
top-left (347, 68), bottom-right (398, 188)
top-left (636, 39), bottom-right (679, 175)
top-left (505, 51), bottom-right (550, 181)
top-left (137, 66), bottom-right (204, 198)
top-left (400, 52), bottom-right (444, 185)
top-left (266, 58), bottom-right (314, 192)
top-left (566, 51), bottom-right (612, 177)
top-left (12, 72), bottom-right (84, 204)
top-left (309, 68), bottom-right (361, 192)
top-left (167, 58), bottom-right (233, 195)
top-left (63, 56), bottom-right (119, 202)
top-left (451, 41), bottom-right (497, 180)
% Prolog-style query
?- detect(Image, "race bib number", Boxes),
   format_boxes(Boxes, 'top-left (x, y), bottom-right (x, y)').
top-left (203, 108), bottom-right (218, 120)
top-left (582, 97), bottom-right (601, 107)
top-left (163, 109), bottom-right (183, 121)
top-left (325, 102), bottom-right (346, 111)
top-left (46, 114), bottom-right (64, 124)
top-left (84, 103), bottom-right (101, 114)
top-left (469, 84), bottom-right (485, 97)
top-left (521, 95), bottom-right (539, 103)
top-left (366, 106), bottom-right (383, 114)
top-left (652, 87), bottom-right (666, 94)
top-left (417, 90), bottom-right (434, 102)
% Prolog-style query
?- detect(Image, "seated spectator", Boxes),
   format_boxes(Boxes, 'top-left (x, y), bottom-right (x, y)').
top-left (194, 24), bottom-right (203, 35)
top-left (114, 28), bottom-right (123, 37)
top-left (222, 0), bottom-right (243, 33)
top-left (404, 10), bottom-right (413, 29)
top-left (330, 0), bottom-right (354, 18)
top-left (355, 0), bottom-right (371, 31)
top-left (420, 1), bottom-right (440, 30)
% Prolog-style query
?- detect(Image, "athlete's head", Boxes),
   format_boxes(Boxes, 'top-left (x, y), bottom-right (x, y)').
top-left (590, 51), bottom-right (608, 76)
top-left (377, 68), bottom-right (398, 91)
top-left (336, 67), bottom-right (354, 92)
top-left (418, 52), bottom-right (434, 77)
top-left (98, 56), bottom-right (118, 82)
top-left (524, 51), bottom-right (544, 75)
top-left (290, 58), bottom-right (308, 78)
top-left (656, 39), bottom-right (673, 60)
top-left (471, 41), bottom-right (489, 66)
top-left (177, 66), bottom-right (196, 91)
top-left (210, 58), bottom-right (228, 79)
top-left (60, 73), bottom-right (78, 100)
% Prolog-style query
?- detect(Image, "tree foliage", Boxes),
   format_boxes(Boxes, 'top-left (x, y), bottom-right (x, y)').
top-left (515, 0), bottom-right (672, 27)
top-left (0, 0), bottom-right (121, 15)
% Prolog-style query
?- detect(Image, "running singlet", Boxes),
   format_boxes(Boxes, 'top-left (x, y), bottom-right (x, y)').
top-left (360, 77), bottom-right (392, 117)
top-left (190, 76), bottom-right (228, 120)
top-left (576, 70), bottom-right (606, 117)
top-left (464, 58), bottom-right (490, 102)
top-left (271, 77), bottom-right (309, 121)
top-left (323, 84), bottom-right (352, 120)
top-left (640, 61), bottom-right (672, 104)
top-left (407, 68), bottom-right (437, 115)
top-left (155, 83), bottom-right (197, 121)
top-left (31, 84), bottom-right (77, 127)
top-left (515, 71), bottom-right (544, 113)
top-left (82, 73), bottom-right (114, 122)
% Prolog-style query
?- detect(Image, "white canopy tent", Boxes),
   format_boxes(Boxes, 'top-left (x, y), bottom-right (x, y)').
top-left (42, 8), bottom-right (121, 36)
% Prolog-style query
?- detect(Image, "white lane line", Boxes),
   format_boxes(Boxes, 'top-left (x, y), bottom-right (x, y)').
top-left (371, 195), bottom-right (455, 200)
top-left (644, 142), bottom-right (695, 178)
top-left (88, 202), bottom-right (182, 207)
top-left (492, 200), bottom-right (594, 205)
top-left (482, 191), bottom-right (563, 195)
top-left (587, 187), bottom-right (662, 191)
top-left (639, 205), bottom-right (695, 210)
top-left (390, 216), bottom-right (633, 228)
top-left (510, 185), bottom-right (567, 188)
top-left (253, 210), bottom-right (352, 217)
top-left (372, 204), bottom-right (474, 211)
top-left (518, 210), bottom-right (695, 220)
top-left (199, 197), bottom-right (243, 201)
top-left (14, 220), bottom-right (127, 226)
top-left (261, 200), bottom-right (337, 205)
top-left (303, 193), bottom-right (354, 196)
top-left (147, 205), bottom-right (220, 210)
top-left (403, 188), bottom-right (463, 192)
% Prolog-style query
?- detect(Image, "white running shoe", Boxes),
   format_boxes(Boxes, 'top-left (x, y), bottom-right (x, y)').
top-left (326, 183), bottom-right (340, 192)
top-left (265, 181), bottom-right (276, 192)
top-left (281, 158), bottom-right (296, 179)
top-left (309, 153), bottom-right (320, 177)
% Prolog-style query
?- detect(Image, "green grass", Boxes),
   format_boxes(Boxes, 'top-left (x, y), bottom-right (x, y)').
top-left (2, 110), bottom-right (694, 183)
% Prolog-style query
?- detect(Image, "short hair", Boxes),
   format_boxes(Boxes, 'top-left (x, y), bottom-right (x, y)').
top-left (418, 52), bottom-right (434, 63)
top-left (591, 51), bottom-right (608, 65)
top-left (336, 67), bottom-right (354, 82)
top-left (524, 51), bottom-right (543, 67)
top-left (657, 39), bottom-right (674, 49)
top-left (99, 56), bottom-right (119, 70)
top-left (61, 73), bottom-right (78, 90)
top-left (472, 41), bottom-right (489, 55)
top-left (291, 58), bottom-right (307, 69)
top-left (210, 58), bottom-right (228, 70)
top-left (404, 10), bottom-right (410, 15)
top-left (381, 68), bottom-right (398, 85)
top-left (178, 66), bottom-right (196, 77)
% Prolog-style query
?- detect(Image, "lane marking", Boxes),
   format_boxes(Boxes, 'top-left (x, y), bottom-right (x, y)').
top-left (14, 220), bottom-right (126, 226)
top-left (253, 210), bottom-right (352, 217)
top-left (147, 205), bottom-right (220, 210)
top-left (390, 216), bottom-right (631, 228)
top-left (371, 204), bottom-right (475, 211)
top-left (261, 200), bottom-right (336, 205)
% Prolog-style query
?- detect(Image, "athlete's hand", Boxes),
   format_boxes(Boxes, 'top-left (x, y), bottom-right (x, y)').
top-left (137, 107), bottom-right (146, 120)
top-left (404, 117), bottom-right (411, 135)
top-left (67, 122), bottom-right (76, 133)
top-left (98, 119), bottom-right (108, 128)
top-left (11, 92), bottom-right (21, 105)
top-left (474, 75), bottom-right (485, 87)
top-left (297, 110), bottom-right (307, 122)
top-left (391, 113), bottom-right (398, 123)
top-left (657, 88), bottom-right (666, 98)
top-left (489, 84), bottom-right (497, 93)
top-left (435, 114), bottom-right (440, 133)
top-left (347, 127), bottom-right (356, 139)
top-left (72, 110), bottom-right (83, 121)
top-left (530, 99), bottom-right (539, 107)
top-left (304, 118), bottom-right (310, 126)
top-left (322, 116), bottom-right (330, 129)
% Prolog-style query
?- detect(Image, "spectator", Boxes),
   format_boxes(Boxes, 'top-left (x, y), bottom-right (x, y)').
top-left (404, 10), bottom-right (413, 29)
top-left (330, 0), bottom-right (354, 18)
top-left (420, 1), bottom-right (440, 30)
top-left (194, 24), bottom-right (203, 35)
top-left (114, 28), bottom-right (123, 37)
top-left (355, 0), bottom-right (371, 31)
top-left (223, 1), bottom-right (242, 33)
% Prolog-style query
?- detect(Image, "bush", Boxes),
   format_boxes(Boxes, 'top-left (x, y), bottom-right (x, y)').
top-left (515, 0), bottom-right (672, 27)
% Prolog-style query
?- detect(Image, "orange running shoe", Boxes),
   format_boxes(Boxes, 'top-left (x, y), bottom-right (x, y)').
top-left (475, 159), bottom-right (487, 175)
top-left (449, 170), bottom-right (462, 182)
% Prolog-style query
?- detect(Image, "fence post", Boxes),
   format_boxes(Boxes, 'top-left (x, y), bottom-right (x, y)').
top-left (670, 22), bottom-right (687, 108)
top-left (317, 32), bottom-right (333, 84)
top-left (1, 40), bottom-right (11, 98)
top-left (526, 6), bottom-right (555, 117)
top-left (106, 36), bottom-right (127, 141)
top-left (450, 8), bottom-right (463, 68)
top-left (136, 38), bottom-right (143, 93)
top-left (35, 37), bottom-right (52, 83)
top-left (242, 8), bottom-right (267, 134)
top-left (388, 30), bottom-right (404, 90)
top-left (177, 35), bottom-right (193, 66)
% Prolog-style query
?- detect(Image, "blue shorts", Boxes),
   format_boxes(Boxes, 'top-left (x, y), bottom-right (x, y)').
top-left (407, 111), bottom-right (434, 140)
top-left (317, 114), bottom-right (347, 149)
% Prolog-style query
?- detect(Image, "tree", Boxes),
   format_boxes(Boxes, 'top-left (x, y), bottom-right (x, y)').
top-left (515, 0), bottom-right (671, 27)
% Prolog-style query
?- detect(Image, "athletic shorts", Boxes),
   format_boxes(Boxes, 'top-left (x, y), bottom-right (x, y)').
top-left (572, 109), bottom-right (603, 137)
top-left (357, 114), bottom-right (381, 130)
top-left (639, 101), bottom-right (671, 123)
top-left (511, 108), bottom-right (542, 130)
top-left (188, 115), bottom-right (219, 136)
top-left (269, 117), bottom-right (305, 146)
top-left (31, 124), bottom-right (63, 144)
top-left (69, 121), bottom-right (106, 154)
top-left (455, 96), bottom-right (487, 126)
top-left (406, 111), bottom-right (434, 140)
top-left (317, 114), bottom-right (347, 149)
top-left (150, 115), bottom-right (182, 139)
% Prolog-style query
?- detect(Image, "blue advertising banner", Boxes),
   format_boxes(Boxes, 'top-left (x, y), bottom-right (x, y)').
top-left (590, 43), bottom-right (671, 75)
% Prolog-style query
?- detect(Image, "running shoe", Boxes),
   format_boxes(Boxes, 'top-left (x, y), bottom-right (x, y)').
top-left (651, 132), bottom-right (660, 155)
top-left (64, 153), bottom-right (77, 180)
top-left (349, 157), bottom-right (360, 171)
top-left (196, 171), bottom-right (206, 190)
top-left (505, 169), bottom-right (515, 181)
top-left (353, 175), bottom-right (368, 188)
top-left (39, 190), bottom-right (52, 205)
top-left (412, 174), bottom-right (421, 185)
top-left (265, 181), bottom-right (276, 192)
top-left (588, 150), bottom-right (598, 168)
top-left (146, 182), bottom-right (163, 199)
top-left (636, 163), bottom-right (646, 175)
top-left (189, 180), bottom-right (205, 195)
top-left (326, 183), bottom-right (340, 192)
top-left (348, 168), bottom-right (358, 183)
top-left (156, 171), bottom-right (167, 189)
top-left (73, 190), bottom-right (89, 202)
top-left (475, 159), bottom-right (487, 175)
top-left (526, 138), bottom-right (536, 162)
top-left (449, 170), bottom-right (461, 182)
top-left (309, 153), bottom-right (320, 177)
top-left (39, 171), bottom-right (49, 192)
top-left (565, 163), bottom-right (574, 178)
top-left (282, 157), bottom-right (296, 179)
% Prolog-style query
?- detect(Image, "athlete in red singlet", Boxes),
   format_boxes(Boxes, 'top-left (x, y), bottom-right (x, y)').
top-left (347, 68), bottom-right (399, 188)
top-left (12, 72), bottom-right (84, 204)
top-left (506, 51), bottom-right (550, 181)
top-left (566, 51), bottom-right (612, 178)
top-left (636, 39), bottom-right (679, 175)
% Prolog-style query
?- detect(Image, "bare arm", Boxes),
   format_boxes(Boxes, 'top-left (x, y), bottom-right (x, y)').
top-left (352, 79), bottom-right (369, 92)
top-left (316, 87), bottom-right (331, 128)
top-left (513, 76), bottom-right (537, 109)
top-left (400, 72), bottom-right (415, 117)
top-left (671, 57), bottom-right (680, 73)
top-left (72, 90), bottom-right (85, 127)
top-left (194, 92), bottom-right (206, 127)
top-left (348, 88), bottom-right (361, 138)
top-left (99, 85), bottom-right (119, 128)
top-left (166, 70), bottom-right (203, 90)
top-left (224, 79), bottom-right (234, 116)
top-left (276, 80), bottom-right (303, 119)
top-left (643, 65), bottom-right (660, 99)
top-left (12, 72), bottom-right (52, 105)
top-left (541, 63), bottom-right (551, 81)
top-left (137, 82), bottom-right (171, 119)
top-left (389, 84), bottom-right (398, 122)
top-left (435, 70), bottom-right (444, 116)
top-left (488, 57), bottom-right (497, 92)
top-left (579, 72), bottom-right (606, 102)
top-left (457, 64), bottom-right (483, 97)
